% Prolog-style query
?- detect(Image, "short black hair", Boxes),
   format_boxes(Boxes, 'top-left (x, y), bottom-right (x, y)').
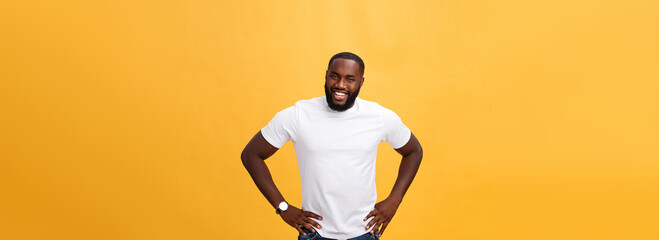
top-left (328, 52), bottom-right (365, 75)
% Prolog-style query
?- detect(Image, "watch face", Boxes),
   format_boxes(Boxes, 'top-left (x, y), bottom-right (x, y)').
top-left (278, 201), bottom-right (288, 211)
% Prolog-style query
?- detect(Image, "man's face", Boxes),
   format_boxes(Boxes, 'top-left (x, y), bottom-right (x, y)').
top-left (324, 58), bottom-right (364, 111)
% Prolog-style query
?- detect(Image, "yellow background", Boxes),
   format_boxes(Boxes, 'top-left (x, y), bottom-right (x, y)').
top-left (2, 0), bottom-right (658, 239)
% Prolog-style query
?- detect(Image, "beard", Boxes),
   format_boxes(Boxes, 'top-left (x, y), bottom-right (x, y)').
top-left (324, 84), bottom-right (361, 112)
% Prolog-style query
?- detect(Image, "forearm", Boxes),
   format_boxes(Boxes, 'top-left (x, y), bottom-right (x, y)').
top-left (241, 154), bottom-right (285, 208)
top-left (388, 145), bottom-right (423, 204)
top-left (366, 143), bottom-right (422, 236)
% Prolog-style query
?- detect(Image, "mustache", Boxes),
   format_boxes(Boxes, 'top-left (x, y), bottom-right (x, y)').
top-left (331, 88), bottom-right (350, 94)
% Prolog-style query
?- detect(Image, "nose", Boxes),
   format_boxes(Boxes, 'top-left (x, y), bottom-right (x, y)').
top-left (336, 78), bottom-right (347, 89)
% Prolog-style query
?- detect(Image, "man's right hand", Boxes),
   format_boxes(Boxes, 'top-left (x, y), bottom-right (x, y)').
top-left (279, 205), bottom-right (323, 235)
top-left (241, 132), bottom-right (322, 235)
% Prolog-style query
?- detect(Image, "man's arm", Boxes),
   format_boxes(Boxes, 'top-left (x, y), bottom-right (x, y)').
top-left (241, 131), bottom-right (323, 235)
top-left (364, 132), bottom-right (423, 237)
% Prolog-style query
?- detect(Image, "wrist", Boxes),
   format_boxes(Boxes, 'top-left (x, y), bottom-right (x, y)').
top-left (387, 195), bottom-right (403, 205)
top-left (275, 201), bottom-right (289, 214)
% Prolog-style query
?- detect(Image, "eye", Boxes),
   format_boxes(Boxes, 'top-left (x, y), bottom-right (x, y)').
top-left (347, 78), bottom-right (355, 82)
top-left (330, 74), bottom-right (339, 80)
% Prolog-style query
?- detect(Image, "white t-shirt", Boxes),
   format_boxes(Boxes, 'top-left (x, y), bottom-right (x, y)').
top-left (261, 97), bottom-right (411, 240)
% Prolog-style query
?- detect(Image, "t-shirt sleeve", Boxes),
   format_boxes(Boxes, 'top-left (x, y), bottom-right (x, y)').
top-left (260, 106), bottom-right (297, 148)
top-left (383, 109), bottom-right (412, 149)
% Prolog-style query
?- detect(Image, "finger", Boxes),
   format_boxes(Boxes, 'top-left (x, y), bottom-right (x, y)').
top-left (367, 216), bottom-right (382, 232)
top-left (366, 216), bottom-right (379, 230)
top-left (305, 218), bottom-right (322, 229)
top-left (364, 210), bottom-right (377, 221)
top-left (296, 225), bottom-right (306, 236)
top-left (302, 222), bottom-right (316, 233)
top-left (371, 221), bottom-right (383, 234)
top-left (304, 211), bottom-right (323, 220)
top-left (379, 222), bottom-right (389, 237)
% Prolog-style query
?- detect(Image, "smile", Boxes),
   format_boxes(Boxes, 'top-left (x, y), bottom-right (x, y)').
top-left (332, 89), bottom-right (349, 101)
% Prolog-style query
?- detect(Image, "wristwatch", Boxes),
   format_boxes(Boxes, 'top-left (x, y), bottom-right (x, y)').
top-left (276, 201), bottom-right (289, 214)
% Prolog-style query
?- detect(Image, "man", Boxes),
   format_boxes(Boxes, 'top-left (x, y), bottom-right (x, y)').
top-left (241, 52), bottom-right (423, 240)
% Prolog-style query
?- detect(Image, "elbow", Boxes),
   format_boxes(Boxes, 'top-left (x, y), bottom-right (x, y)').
top-left (240, 148), bottom-right (250, 167)
top-left (416, 143), bottom-right (423, 161)
top-left (241, 147), bottom-right (265, 169)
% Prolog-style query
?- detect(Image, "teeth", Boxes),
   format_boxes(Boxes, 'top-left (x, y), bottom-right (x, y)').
top-left (335, 92), bottom-right (346, 96)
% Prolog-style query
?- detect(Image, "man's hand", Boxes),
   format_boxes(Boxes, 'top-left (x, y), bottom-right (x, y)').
top-left (280, 205), bottom-right (323, 235)
top-left (364, 197), bottom-right (401, 237)
top-left (364, 133), bottom-right (422, 237)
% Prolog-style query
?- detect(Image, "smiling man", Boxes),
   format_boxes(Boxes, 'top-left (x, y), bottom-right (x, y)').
top-left (241, 52), bottom-right (423, 240)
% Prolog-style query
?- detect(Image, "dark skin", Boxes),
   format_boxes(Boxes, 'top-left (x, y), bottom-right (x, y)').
top-left (241, 58), bottom-right (423, 237)
top-left (241, 131), bottom-right (323, 235)
top-left (325, 58), bottom-right (364, 108)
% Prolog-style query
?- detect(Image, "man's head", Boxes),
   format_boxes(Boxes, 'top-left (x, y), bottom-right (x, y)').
top-left (325, 52), bottom-right (365, 111)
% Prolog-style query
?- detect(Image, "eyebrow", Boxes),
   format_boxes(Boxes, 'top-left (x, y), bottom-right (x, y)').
top-left (329, 71), bottom-right (357, 78)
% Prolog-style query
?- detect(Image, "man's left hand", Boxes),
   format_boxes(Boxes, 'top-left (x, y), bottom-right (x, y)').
top-left (364, 197), bottom-right (401, 237)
